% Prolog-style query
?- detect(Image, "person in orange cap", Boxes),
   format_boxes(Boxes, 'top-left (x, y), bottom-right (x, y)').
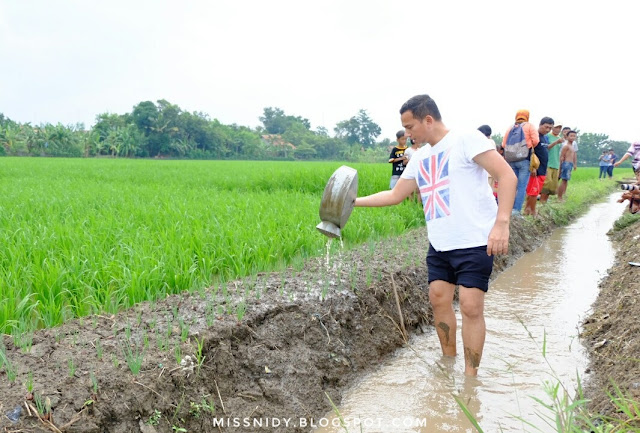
top-left (502, 110), bottom-right (539, 215)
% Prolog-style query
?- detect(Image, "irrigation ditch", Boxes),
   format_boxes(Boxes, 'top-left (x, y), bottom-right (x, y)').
top-left (0, 197), bottom-right (638, 432)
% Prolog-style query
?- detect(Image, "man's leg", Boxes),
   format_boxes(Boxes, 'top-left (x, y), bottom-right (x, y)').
top-left (509, 159), bottom-right (530, 214)
top-left (530, 176), bottom-right (544, 216)
top-left (540, 169), bottom-right (552, 203)
top-left (557, 179), bottom-right (567, 200)
top-left (524, 195), bottom-right (537, 216)
top-left (459, 286), bottom-right (486, 376)
top-left (428, 280), bottom-right (457, 356)
top-left (523, 195), bottom-right (536, 215)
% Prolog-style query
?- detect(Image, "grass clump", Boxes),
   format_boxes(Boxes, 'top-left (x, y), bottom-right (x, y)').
top-left (611, 211), bottom-right (640, 232)
top-left (0, 343), bottom-right (17, 382)
top-left (454, 318), bottom-right (640, 432)
top-left (120, 342), bottom-right (144, 376)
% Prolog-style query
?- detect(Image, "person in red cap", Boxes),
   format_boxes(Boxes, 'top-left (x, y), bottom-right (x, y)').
top-left (502, 110), bottom-right (539, 215)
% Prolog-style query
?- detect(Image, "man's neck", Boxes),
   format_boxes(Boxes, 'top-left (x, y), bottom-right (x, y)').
top-left (427, 124), bottom-right (449, 147)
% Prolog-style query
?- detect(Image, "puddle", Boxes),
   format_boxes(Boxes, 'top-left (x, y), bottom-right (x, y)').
top-left (315, 193), bottom-right (626, 432)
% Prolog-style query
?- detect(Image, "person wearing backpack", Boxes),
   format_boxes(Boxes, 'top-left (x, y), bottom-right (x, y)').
top-left (502, 110), bottom-right (540, 215)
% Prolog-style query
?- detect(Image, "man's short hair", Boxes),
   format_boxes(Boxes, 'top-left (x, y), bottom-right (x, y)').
top-left (568, 130), bottom-right (577, 135)
top-left (539, 116), bottom-right (554, 126)
top-left (399, 94), bottom-right (442, 121)
top-left (396, 130), bottom-right (405, 139)
top-left (477, 125), bottom-right (492, 137)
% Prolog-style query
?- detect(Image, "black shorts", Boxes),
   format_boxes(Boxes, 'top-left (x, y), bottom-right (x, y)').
top-left (426, 244), bottom-right (494, 292)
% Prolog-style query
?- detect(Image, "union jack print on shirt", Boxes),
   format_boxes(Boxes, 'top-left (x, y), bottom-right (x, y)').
top-left (418, 149), bottom-right (451, 221)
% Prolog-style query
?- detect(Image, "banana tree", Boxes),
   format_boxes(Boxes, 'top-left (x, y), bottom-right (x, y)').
top-left (0, 125), bottom-right (20, 154)
top-left (117, 125), bottom-right (140, 158)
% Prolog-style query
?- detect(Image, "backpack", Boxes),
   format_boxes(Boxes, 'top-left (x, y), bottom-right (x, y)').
top-left (504, 123), bottom-right (530, 162)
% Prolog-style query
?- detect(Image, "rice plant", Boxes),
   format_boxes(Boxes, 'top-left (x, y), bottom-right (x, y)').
top-left (120, 342), bottom-right (144, 376)
top-left (0, 159), bottom-right (605, 336)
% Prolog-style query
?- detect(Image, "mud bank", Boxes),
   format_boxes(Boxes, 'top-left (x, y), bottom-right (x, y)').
top-left (582, 218), bottom-right (640, 424)
top-left (0, 215), bottom-right (560, 433)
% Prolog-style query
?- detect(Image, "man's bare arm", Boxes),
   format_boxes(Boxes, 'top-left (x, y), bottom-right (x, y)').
top-left (355, 178), bottom-right (415, 207)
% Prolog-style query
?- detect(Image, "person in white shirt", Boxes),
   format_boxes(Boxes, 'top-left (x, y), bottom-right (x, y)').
top-left (560, 126), bottom-right (579, 152)
top-left (404, 137), bottom-right (421, 160)
top-left (354, 94), bottom-right (517, 376)
top-left (403, 137), bottom-right (422, 203)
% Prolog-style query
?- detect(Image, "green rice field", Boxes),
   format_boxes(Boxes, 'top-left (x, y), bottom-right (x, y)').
top-left (0, 158), bottom-right (425, 333)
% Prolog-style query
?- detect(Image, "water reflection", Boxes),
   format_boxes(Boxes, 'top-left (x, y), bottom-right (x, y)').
top-left (315, 194), bottom-right (625, 432)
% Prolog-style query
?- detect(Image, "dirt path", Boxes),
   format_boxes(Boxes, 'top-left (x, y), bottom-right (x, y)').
top-left (1, 211), bottom-right (633, 433)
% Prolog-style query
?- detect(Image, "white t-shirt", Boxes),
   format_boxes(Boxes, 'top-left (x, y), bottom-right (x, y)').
top-left (561, 139), bottom-right (579, 152)
top-left (404, 146), bottom-right (418, 160)
top-left (401, 130), bottom-right (497, 251)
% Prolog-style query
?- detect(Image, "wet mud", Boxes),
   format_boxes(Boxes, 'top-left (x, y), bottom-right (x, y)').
top-left (1, 209), bottom-right (631, 433)
top-left (582, 218), bottom-right (640, 424)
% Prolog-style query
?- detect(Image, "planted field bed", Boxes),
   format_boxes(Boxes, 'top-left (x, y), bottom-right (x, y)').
top-left (0, 158), bottom-right (423, 336)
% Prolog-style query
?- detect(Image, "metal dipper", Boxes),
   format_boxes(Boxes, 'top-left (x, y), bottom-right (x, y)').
top-left (316, 165), bottom-right (358, 238)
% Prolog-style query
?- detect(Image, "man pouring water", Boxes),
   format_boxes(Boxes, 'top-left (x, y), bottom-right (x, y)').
top-left (354, 94), bottom-right (517, 376)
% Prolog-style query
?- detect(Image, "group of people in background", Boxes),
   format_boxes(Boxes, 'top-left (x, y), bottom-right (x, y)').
top-left (598, 149), bottom-right (618, 179)
top-left (387, 108), bottom-right (640, 218)
top-left (493, 110), bottom-right (580, 216)
top-left (388, 109), bottom-right (582, 217)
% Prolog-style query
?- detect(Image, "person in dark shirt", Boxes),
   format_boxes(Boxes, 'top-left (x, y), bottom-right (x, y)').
top-left (388, 130), bottom-right (408, 189)
top-left (523, 117), bottom-right (554, 216)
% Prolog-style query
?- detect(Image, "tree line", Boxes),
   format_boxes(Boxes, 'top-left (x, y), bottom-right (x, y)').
top-left (0, 100), bottom-right (387, 161)
top-left (0, 101), bottom-right (633, 165)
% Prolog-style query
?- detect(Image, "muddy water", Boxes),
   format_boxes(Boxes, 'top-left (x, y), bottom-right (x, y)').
top-left (315, 193), bottom-right (625, 433)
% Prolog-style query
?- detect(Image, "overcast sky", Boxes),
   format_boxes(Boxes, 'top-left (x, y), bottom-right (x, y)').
top-left (1, 0), bottom-right (638, 143)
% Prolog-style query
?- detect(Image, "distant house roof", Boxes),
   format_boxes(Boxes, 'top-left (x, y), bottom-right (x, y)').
top-left (261, 134), bottom-right (296, 149)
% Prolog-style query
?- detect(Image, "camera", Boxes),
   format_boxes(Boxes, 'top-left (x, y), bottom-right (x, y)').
top-left (621, 184), bottom-right (640, 191)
